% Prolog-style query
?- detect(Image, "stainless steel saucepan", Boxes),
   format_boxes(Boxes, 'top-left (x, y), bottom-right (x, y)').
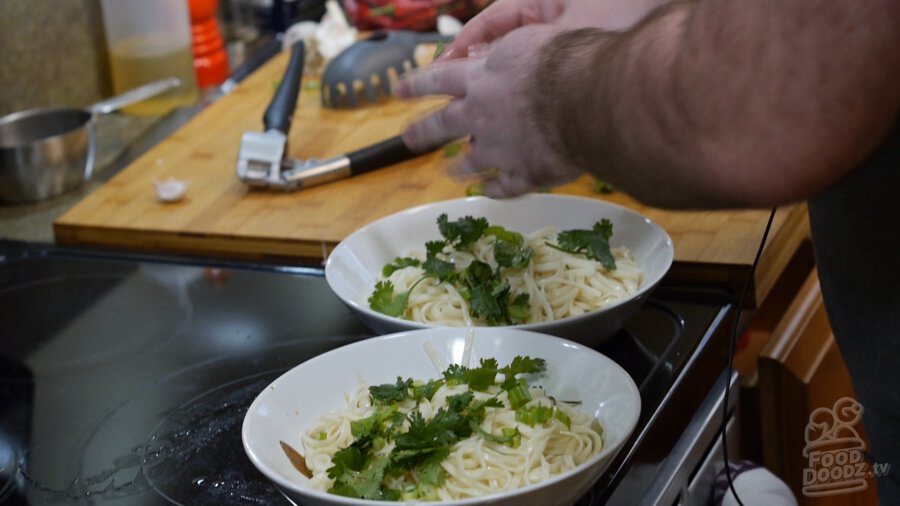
top-left (0, 77), bottom-right (180, 203)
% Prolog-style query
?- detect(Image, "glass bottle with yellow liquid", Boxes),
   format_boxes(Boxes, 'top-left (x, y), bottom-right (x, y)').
top-left (101, 0), bottom-right (199, 116)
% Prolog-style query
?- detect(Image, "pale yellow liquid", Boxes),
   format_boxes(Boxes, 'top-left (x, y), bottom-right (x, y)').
top-left (109, 37), bottom-right (199, 116)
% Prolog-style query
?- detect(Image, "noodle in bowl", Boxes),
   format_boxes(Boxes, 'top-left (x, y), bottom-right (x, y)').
top-left (325, 195), bottom-right (674, 346)
top-left (242, 327), bottom-right (642, 506)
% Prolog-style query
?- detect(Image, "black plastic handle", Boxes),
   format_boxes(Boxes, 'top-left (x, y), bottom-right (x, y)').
top-left (347, 136), bottom-right (427, 175)
top-left (263, 40), bottom-right (305, 134)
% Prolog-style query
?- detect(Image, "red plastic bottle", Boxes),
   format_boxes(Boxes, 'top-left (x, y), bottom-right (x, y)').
top-left (189, 0), bottom-right (229, 88)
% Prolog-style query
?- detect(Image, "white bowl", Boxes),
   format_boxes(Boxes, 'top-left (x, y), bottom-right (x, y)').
top-left (324, 195), bottom-right (674, 346)
top-left (242, 327), bottom-right (641, 506)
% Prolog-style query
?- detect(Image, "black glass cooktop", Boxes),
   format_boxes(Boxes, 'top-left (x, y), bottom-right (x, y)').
top-left (0, 241), bottom-right (731, 505)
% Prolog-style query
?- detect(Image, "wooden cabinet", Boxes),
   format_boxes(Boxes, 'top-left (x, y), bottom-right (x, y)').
top-left (753, 268), bottom-right (879, 505)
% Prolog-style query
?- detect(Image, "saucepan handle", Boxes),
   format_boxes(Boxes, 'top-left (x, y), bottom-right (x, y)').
top-left (88, 77), bottom-right (182, 115)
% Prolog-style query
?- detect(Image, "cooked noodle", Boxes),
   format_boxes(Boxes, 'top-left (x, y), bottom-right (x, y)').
top-left (301, 381), bottom-right (603, 500)
top-left (376, 227), bottom-right (643, 325)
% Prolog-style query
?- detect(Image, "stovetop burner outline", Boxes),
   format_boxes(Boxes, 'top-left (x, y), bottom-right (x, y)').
top-left (141, 370), bottom-right (284, 505)
top-left (2, 271), bottom-right (194, 378)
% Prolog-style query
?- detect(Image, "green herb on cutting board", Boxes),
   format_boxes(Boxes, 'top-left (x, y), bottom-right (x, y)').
top-left (443, 142), bottom-right (462, 158)
top-left (592, 178), bottom-right (616, 194)
top-left (433, 41), bottom-right (446, 59)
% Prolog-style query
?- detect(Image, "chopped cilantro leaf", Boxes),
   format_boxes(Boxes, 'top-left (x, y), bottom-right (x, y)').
top-left (382, 257), bottom-right (421, 277)
top-left (422, 256), bottom-right (456, 282)
top-left (470, 284), bottom-right (503, 322)
top-left (442, 363), bottom-right (466, 385)
top-left (413, 455), bottom-right (448, 492)
top-left (437, 214), bottom-right (489, 249)
top-left (350, 405), bottom-right (403, 442)
top-left (462, 260), bottom-right (494, 287)
top-left (482, 397), bottom-right (504, 409)
top-left (463, 358), bottom-right (499, 391)
top-left (501, 356), bottom-right (546, 377)
top-left (370, 377), bottom-right (413, 404)
top-left (411, 379), bottom-right (444, 402)
top-left (553, 219), bottom-right (617, 271)
top-left (425, 240), bottom-right (446, 258)
top-left (368, 278), bottom-right (427, 318)
top-left (488, 225), bottom-right (532, 268)
top-left (329, 445), bottom-right (365, 476)
top-left (507, 293), bottom-right (531, 323)
top-left (367, 280), bottom-right (410, 317)
top-left (328, 455), bottom-right (392, 500)
top-left (394, 407), bottom-right (460, 466)
top-left (494, 239), bottom-right (533, 269)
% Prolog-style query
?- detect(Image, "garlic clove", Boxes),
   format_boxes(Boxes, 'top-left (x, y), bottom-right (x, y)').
top-left (153, 178), bottom-right (189, 202)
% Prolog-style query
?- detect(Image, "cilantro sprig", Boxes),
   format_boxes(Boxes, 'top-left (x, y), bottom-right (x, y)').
top-left (368, 280), bottom-right (417, 317)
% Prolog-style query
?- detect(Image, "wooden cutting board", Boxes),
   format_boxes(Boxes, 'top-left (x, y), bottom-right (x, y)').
top-left (54, 49), bottom-right (809, 306)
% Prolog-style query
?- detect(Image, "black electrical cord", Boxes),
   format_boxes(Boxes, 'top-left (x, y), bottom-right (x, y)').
top-left (720, 207), bottom-right (777, 506)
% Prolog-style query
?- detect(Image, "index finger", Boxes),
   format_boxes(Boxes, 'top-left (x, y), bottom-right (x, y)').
top-left (444, 10), bottom-right (520, 59)
top-left (396, 60), bottom-right (475, 99)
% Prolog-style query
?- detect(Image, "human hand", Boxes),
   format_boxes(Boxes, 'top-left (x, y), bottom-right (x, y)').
top-left (438, 0), bottom-right (662, 61)
top-left (397, 24), bottom-right (584, 197)
top-left (436, 0), bottom-right (566, 61)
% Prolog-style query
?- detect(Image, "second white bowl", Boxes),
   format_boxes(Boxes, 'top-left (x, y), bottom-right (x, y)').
top-left (324, 194), bottom-right (674, 346)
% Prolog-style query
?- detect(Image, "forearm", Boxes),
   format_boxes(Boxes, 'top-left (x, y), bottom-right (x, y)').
top-left (534, 0), bottom-right (900, 208)
top-left (560, 0), bottom-right (672, 31)
top-left (443, 0), bottom-right (670, 60)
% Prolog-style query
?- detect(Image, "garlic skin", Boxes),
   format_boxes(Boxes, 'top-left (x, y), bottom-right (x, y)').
top-left (153, 178), bottom-right (189, 202)
top-left (281, 0), bottom-right (357, 68)
top-left (437, 15), bottom-right (463, 36)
